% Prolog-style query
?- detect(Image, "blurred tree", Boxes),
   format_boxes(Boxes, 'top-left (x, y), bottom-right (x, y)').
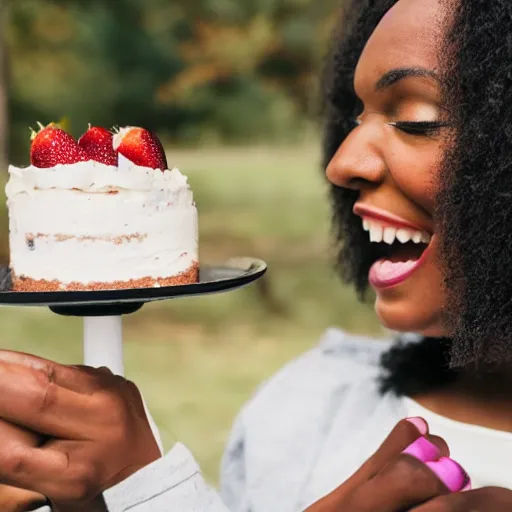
top-left (157, 0), bottom-right (340, 142)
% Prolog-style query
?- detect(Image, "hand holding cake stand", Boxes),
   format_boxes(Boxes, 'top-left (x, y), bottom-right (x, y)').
top-left (0, 258), bottom-right (267, 450)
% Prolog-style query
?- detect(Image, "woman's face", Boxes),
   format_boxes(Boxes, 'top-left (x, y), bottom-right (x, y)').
top-left (326, 0), bottom-right (450, 336)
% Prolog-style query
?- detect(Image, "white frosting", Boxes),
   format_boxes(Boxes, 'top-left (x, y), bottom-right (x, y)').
top-left (6, 155), bottom-right (198, 285)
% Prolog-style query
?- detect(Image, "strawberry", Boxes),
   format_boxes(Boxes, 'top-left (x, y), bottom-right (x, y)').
top-left (78, 125), bottom-right (117, 166)
top-left (30, 123), bottom-right (89, 168)
top-left (113, 126), bottom-right (168, 171)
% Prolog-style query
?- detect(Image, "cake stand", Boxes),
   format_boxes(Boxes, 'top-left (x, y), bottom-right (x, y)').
top-left (0, 257), bottom-right (267, 448)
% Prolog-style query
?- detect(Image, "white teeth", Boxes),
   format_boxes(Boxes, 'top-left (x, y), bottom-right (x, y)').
top-left (396, 228), bottom-right (413, 243)
top-left (363, 218), bottom-right (431, 245)
top-left (369, 225), bottom-right (383, 242)
top-left (383, 227), bottom-right (397, 245)
top-left (421, 232), bottom-right (431, 244)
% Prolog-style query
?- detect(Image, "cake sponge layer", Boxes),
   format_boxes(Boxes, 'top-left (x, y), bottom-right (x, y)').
top-left (12, 262), bottom-right (199, 292)
top-left (6, 157), bottom-right (199, 289)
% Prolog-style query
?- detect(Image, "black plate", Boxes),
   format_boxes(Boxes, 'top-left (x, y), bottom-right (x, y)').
top-left (0, 258), bottom-right (267, 317)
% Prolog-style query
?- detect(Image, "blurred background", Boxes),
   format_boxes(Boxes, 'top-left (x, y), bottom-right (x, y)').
top-left (0, 0), bottom-right (383, 483)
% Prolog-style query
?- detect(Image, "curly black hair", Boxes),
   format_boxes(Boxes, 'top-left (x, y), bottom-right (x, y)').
top-left (322, 0), bottom-right (512, 396)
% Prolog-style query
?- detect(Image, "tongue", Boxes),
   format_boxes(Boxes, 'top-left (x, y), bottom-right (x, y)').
top-left (375, 260), bottom-right (417, 280)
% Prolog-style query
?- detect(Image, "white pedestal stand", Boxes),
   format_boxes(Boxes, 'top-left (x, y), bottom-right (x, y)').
top-left (83, 316), bottom-right (164, 454)
top-left (83, 316), bottom-right (124, 375)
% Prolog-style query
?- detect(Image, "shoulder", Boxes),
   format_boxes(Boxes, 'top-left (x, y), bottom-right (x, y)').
top-left (224, 327), bottom-right (395, 453)
top-left (238, 327), bottom-right (395, 438)
top-left (247, 327), bottom-right (392, 410)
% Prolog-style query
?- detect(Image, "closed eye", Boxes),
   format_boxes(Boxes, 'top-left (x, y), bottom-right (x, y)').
top-left (390, 120), bottom-right (449, 136)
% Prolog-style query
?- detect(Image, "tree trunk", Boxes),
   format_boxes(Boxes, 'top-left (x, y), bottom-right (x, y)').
top-left (0, 0), bottom-right (9, 171)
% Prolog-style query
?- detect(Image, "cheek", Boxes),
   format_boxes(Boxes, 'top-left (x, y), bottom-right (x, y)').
top-left (387, 140), bottom-right (443, 212)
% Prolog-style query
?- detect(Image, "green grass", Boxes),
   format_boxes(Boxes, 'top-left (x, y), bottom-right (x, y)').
top-left (0, 144), bottom-right (383, 482)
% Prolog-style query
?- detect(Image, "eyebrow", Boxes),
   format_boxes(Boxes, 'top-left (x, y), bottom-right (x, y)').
top-left (375, 67), bottom-right (440, 91)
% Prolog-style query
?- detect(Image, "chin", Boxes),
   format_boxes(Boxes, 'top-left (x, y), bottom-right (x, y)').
top-left (375, 296), bottom-right (447, 338)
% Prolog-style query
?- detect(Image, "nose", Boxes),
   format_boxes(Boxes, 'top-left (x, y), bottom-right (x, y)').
top-left (326, 121), bottom-right (387, 190)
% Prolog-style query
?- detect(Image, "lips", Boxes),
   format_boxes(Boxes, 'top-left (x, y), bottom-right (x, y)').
top-left (354, 204), bottom-right (433, 289)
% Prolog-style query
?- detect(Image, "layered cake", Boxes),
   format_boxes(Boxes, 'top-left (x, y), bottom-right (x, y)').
top-left (6, 124), bottom-right (199, 291)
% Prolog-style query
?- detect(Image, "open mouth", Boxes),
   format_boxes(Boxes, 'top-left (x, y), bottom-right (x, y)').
top-left (362, 217), bottom-right (432, 288)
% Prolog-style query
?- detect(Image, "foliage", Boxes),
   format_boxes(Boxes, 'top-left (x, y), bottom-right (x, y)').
top-left (6, 0), bottom-right (340, 164)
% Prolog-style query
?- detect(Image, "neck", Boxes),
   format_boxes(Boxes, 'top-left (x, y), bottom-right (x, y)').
top-left (458, 365), bottom-right (512, 397)
top-left (414, 366), bottom-right (512, 433)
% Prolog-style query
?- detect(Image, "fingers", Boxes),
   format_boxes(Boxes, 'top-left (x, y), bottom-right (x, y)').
top-left (0, 444), bottom-right (71, 499)
top-left (310, 417), bottom-right (434, 508)
top-left (0, 442), bottom-right (114, 505)
top-left (71, 365), bottom-right (114, 377)
top-left (0, 352), bottom-right (124, 439)
top-left (0, 420), bottom-right (48, 509)
top-left (343, 453), bottom-right (469, 512)
top-left (0, 439), bottom-right (152, 505)
top-left (401, 435), bottom-right (449, 463)
top-left (0, 361), bottom-right (93, 438)
top-left (0, 351), bottom-right (108, 393)
top-left (343, 417), bottom-right (428, 490)
top-left (424, 457), bottom-right (471, 493)
top-left (410, 487), bottom-right (512, 511)
top-left (373, 417), bottom-right (430, 464)
top-left (0, 419), bottom-right (45, 448)
top-left (0, 353), bottom-right (156, 508)
top-left (426, 435), bottom-right (450, 458)
top-left (368, 417), bottom-right (432, 469)
top-left (312, 418), bottom-right (466, 512)
top-left (0, 485), bottom-right (48, 512)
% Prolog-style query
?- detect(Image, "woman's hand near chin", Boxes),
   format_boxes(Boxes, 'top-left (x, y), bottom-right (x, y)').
top-left (306, 417), bottom-right (470, 512)
top-left (308, 416), bottom-right (512, 511)
top-left (0, 351), bottom-right (160, 511)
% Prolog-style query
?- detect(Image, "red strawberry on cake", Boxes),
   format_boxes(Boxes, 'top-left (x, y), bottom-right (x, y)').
top-left (78, 125), bottom-right (117, 166)
top-left (30, 122), bottom-right (88, 168)
top-left (113, 126), bottom-right (168, 171)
